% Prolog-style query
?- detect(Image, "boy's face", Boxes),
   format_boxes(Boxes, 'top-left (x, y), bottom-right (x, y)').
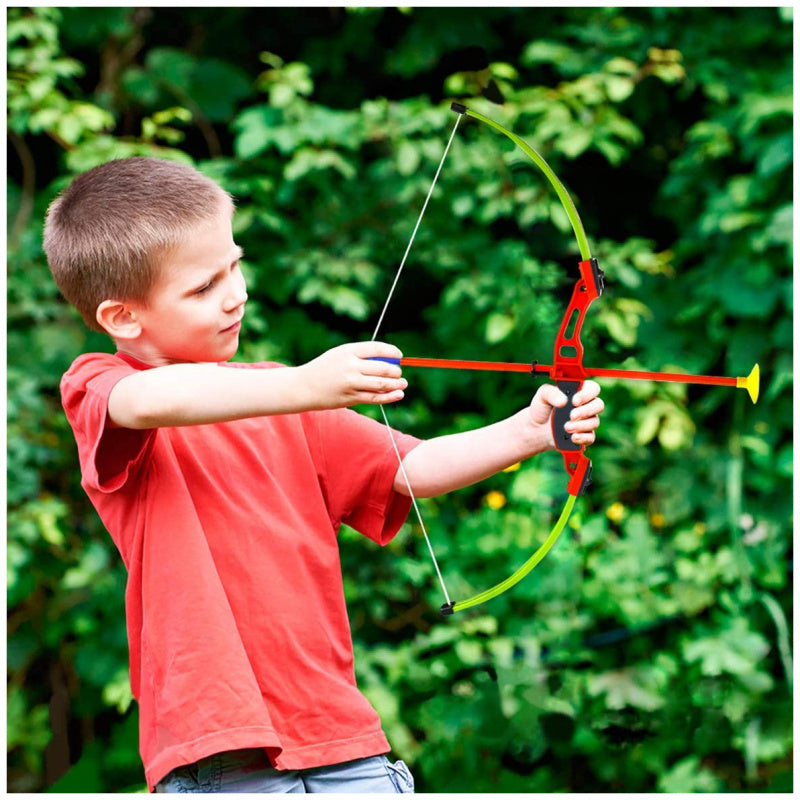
top-left (122, 203), bottom-right (248, 365)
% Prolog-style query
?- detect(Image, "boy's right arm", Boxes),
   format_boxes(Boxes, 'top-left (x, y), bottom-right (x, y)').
top-left (107, 342), bottom-right (407, 429)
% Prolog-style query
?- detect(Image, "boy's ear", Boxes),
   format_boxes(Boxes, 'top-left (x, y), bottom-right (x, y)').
top-left (96, 300), bottom-right (142, 339)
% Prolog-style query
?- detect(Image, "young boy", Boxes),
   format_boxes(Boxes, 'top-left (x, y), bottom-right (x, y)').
top-left (44, 157), bottom-right (603, 793)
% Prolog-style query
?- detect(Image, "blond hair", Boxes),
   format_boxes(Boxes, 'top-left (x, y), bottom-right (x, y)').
top-left (43, 157), bottom-right (232, 332)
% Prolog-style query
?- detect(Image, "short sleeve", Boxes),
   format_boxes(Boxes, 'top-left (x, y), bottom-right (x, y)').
top-left (60, 353), bottom-right (155, 493)
top-left (306, 407), bottom-right (422, 545)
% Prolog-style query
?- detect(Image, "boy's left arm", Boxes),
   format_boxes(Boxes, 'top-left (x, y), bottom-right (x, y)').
top-left (394, 381), bottom-right (603, 498)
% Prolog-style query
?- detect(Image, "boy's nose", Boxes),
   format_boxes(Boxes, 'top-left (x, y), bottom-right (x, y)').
top-left (225, 276), bottom-right (248, 310)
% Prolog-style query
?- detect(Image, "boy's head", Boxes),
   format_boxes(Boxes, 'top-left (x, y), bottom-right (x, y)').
top-left (44, 157), bottom-right (233, 333)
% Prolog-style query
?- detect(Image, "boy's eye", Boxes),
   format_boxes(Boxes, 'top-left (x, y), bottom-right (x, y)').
top-left (193, 258), bottom-right (239, 295)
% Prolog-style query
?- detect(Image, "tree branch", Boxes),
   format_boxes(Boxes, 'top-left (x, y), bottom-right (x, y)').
top-left (8, 129), bottom-right (36, 249)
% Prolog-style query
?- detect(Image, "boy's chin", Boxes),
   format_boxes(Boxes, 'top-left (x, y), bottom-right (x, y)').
top-left (215, 340), bottom-right (240, 363)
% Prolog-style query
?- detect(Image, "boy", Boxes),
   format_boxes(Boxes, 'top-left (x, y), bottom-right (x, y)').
top-left (44, 157), bottom-right (603, 793)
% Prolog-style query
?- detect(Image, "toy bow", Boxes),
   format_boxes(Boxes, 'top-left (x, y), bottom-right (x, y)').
top-left (371, 102), bottom-right (759, 617)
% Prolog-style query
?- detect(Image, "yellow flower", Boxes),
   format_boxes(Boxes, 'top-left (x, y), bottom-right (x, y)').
top-left (502, 462), bottom-right (521, 473)
top-left (650, 512), bottom-right (666, 529)
top-left (693, 522), bottom-right (706, 536)
top-left (486, 491), bottom-right (507, 510)
top-left (606, 502), bottom-right (625, 523)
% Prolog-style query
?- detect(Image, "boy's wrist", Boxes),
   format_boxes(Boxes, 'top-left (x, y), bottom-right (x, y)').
top-left (290, 362), bottom-right (333, 412)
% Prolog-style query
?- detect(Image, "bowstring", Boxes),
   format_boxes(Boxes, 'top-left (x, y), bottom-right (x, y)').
top-left (377, 404), bottom-right (451, 606)
top-left (370, 112), bottom-right (463, 607)
top-left (371, 114), bottom-right (462, 341)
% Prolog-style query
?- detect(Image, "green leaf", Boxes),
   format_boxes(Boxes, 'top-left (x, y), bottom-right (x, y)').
top-left (682, 617), bottom-right (771, 681)
top-left (484, 312), bottom-right (514, 344)
top-left (587, 665), bottom-right (666, 711)
top-left (658, 756), bottom-right (723, 793)
top-left (145, 46), bottom-right (195, 88)
top-left (232, 105), bottom-right (283, 159)
top-left (190, 58), bottom-right (253, 122)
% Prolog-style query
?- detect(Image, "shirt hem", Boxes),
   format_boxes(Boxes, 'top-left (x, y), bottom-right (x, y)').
top-left (145, 726), bottom-right (281, 791)
top-left (145, 728), bottom-right (391, 791)
top-left (272, 730), bottom-right (391, 771)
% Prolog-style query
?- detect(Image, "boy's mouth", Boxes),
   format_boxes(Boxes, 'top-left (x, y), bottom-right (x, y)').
top-left (220, 319), bottom-right (242, 334)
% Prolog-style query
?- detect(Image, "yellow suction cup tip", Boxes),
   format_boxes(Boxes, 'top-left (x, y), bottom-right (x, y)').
top-left (737, 364), bottom-right (760, 404)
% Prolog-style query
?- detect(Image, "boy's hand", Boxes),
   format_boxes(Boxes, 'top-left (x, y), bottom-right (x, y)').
top-left (528, 380), bottom-right (604, 448)
top-left (300, 342), bottom-right (408, 408)
top-left (395, 378), bottom-right (604, 498)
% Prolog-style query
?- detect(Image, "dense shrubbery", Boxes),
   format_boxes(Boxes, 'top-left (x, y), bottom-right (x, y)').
top-left (7, 7), bottom-right (792, 792)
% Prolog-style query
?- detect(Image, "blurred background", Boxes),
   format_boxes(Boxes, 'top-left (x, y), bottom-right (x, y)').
top-left (7, 6), bottom-right (792, 793)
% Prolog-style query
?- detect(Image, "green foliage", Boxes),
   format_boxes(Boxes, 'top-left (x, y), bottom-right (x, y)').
top-left (7, 6), bottom-right (792, 794)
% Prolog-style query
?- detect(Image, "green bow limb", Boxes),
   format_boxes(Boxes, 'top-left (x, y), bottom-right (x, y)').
top-left (441, 494), bottom-right (577, 615)
top-left (452, 103), bottom-right (592, 262)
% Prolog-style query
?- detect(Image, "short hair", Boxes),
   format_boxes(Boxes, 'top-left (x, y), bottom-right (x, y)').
top-left (43, 157), bottom-right (233, 332)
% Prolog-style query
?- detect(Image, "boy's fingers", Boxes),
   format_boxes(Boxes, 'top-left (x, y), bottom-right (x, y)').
top-left (570, 397), bottom-right (605, 421)
top-left (355, 389), bottom-right (406, 406)
top-left (572, 380), bottom-right (601, 406)
top-left (368, 377), bottom-right (407, 393)
top-left (362, 359), bottom-right (403, 379)
top-left (353, 340), bottom-right (403, 361)
top-left (537, 384), bottom-right (569, 408)
top-left (528, 384), bottom-right (568, 426)
top-left (375, 389), bottom-right (405, 404)
top-left (565, 416), bottom-right (600, 434)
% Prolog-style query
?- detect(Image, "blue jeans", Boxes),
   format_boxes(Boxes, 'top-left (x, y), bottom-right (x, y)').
top-left (154, 749), bottom-right (415, 793)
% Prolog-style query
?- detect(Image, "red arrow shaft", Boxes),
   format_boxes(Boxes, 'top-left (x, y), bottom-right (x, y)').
top-left (396, 356), bottom-right (739, 388)
top-left (400, 356), bottom-right (532, 373)
top-left (535, 363), bottom-right (738, 388)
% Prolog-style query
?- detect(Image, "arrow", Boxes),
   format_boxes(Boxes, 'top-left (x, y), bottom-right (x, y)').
top-left (370, 357), bottom-right (760, 403)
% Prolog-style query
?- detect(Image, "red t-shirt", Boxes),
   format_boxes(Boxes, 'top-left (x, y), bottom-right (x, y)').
top-left (60, 352), bottom-right (421, 790)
